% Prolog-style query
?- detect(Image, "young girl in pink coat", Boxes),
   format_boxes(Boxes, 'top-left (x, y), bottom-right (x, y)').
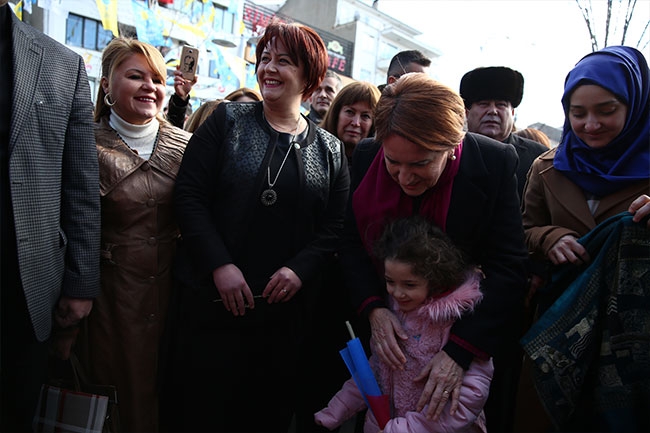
top-left (315, 216), bottom-right (493, 433)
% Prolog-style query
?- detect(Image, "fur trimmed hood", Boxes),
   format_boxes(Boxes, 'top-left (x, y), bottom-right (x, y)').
top-left (395, 271), bottom-right (483, 325)
top-left (372, 270), bottom-right (485, 422)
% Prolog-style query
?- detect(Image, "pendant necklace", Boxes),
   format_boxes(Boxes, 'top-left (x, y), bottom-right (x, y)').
top-left (260, 116), bottom-right (302, 206)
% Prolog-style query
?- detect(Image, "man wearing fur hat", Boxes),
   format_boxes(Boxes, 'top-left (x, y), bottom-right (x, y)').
top-left (460, 66), bottom-right (547, 201)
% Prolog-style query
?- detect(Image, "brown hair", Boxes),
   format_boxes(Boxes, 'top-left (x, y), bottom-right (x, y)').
top-left (184, 99), bottom-right (224, 133)
top-left (513, 127), bottom-right (551, 148)
top-left (224, 87), bottom-right (262, 102)
top-left (255, 18), bottom-right (328, 98)
top-left (320, 81), bottom-right (381, 139)
top-left (95, 37), bottom-right (167, 123)
top-left (375, 73), bottom-right (465, 151)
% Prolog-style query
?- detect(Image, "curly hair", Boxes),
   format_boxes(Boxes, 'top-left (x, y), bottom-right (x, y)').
top-left (374, 216), bottom-right (467, 294)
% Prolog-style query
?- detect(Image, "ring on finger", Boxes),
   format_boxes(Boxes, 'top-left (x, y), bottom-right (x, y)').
top-left (442, 390), bottom-right (449, 396)
top-left (281, 289), bottom-right (288, 294)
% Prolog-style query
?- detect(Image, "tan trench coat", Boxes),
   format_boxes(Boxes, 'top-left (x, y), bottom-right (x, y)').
top-left (79, 117), bottom-right (190, 433)
top-left (522, 148), bottom-right (649, 259)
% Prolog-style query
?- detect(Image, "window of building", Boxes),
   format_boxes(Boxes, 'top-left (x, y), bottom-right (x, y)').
top-left (378, 41), bottom-right (398, 64)
top-left (213, 5), bottom-right (236, 34)
top-left (66, 14), bottom-right (113, 51)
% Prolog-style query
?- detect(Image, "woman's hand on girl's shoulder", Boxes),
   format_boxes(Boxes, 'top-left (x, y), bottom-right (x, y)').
top-left (414, 351), bottom-right (464, 421)
top-left (369, 308), bottom-right (408, 370)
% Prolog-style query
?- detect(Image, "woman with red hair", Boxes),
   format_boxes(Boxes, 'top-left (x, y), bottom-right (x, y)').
top-left (170, 19), bottom-right (349, 432)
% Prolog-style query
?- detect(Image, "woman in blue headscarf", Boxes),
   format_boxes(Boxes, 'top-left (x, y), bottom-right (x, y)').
top-left (523, 45), bottom-right (649, 267)
top-left (520, 45), bottom-right (649, 432)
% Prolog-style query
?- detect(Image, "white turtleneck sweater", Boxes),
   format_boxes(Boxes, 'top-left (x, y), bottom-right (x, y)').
top-left (109, 111), bottom-right (160, 160)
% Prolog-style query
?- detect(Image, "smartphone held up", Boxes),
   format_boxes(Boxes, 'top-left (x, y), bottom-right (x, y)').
top-left (180, 45), bottom-right (199, 81)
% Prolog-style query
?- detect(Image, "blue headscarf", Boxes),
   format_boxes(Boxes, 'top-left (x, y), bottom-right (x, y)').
top-left (554, 46), bottom-right (649, 197)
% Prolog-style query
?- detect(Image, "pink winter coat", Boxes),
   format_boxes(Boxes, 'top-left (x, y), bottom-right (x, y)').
top-left (315, 273), bottom-right (494, 433)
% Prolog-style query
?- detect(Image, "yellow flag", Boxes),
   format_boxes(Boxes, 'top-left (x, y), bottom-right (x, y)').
top-left (13, 1), bottom-right (23, 21)
top-left (95, 0), bottom-right (119, 37)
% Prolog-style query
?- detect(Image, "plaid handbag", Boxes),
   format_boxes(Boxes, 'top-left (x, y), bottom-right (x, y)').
top-left (33, 354), bottom-right (120, 433)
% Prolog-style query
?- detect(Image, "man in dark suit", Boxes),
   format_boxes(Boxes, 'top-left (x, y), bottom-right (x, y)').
top-left (0, 2), bottom-right (100, 431)
top-left (306, 70), bottom-right (342, 124)
top-left (459, 66), bottom-right (547, 433)
top-left (460, 66), bottom-right (548, 202)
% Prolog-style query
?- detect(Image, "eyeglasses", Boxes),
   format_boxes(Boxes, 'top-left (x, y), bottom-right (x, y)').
top-left (393, 54), bottom-right (408, 79)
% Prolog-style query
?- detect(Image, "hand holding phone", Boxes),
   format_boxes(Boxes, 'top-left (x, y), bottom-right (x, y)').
top-left (180, 45), bottom-right (199, 80)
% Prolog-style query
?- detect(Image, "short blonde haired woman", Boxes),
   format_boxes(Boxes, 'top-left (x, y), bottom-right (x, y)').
top-left (79, 37), bottom-right (191, 433)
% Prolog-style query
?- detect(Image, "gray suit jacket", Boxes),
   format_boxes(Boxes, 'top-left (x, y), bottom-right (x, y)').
top-left (9, 10), bottom-right (100, 341)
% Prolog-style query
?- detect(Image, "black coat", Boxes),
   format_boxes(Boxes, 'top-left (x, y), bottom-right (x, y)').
top-left (340, 132), bottom-right (528, 367)
top-left (173, 101), bottom-right (349, 314)
top-left (504, 133), bottom-right (548, 201)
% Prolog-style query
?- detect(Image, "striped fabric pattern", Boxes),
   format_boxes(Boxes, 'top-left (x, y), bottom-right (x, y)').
top-left (33, 385), bottom-right (108, 433)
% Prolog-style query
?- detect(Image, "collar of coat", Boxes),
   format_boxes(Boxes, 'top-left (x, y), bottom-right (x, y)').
top-left (96, 117), bottom-right (190, 196)
top-left (393, 271), bottom-right (484, 324)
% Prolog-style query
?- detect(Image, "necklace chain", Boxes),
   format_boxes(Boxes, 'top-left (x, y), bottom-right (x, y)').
top-left (261, 116), bottom-right (302, 206)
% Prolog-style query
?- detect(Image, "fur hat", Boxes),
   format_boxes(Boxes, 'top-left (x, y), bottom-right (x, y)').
top-left (460, 66), bottom-right (524, 108)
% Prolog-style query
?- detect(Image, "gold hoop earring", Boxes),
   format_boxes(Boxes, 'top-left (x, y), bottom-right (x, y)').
top-left (104, 93), bottom-right (115, 107)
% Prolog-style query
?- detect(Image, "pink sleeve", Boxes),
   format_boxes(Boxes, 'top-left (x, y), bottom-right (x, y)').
top-left (314, 378), bottom-right (368, 430)
top-left (383, 358), bottom-right (494, 433)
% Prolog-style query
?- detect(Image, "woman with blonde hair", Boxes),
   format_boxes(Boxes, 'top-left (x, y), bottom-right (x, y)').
top-left (79, 37), bottom-right (191, 433)
top-left (340, 73), bottom-right (528, 425)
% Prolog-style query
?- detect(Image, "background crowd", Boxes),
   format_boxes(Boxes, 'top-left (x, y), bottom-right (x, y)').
top-left (1, 2), bottom-right (648, 432)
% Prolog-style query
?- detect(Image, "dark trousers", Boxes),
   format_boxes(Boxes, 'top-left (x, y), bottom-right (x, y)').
top-left (484, 309), bottom-right (526, 433)
top-left (1, 266), bottom-right (49, 432)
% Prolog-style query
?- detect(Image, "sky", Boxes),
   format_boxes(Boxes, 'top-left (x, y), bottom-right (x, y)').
top-left (375, 0), bottom-right (650, 128)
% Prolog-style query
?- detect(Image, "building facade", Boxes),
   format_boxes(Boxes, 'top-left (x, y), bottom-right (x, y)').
top-left (9, 0), bottom-right (440, 109)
